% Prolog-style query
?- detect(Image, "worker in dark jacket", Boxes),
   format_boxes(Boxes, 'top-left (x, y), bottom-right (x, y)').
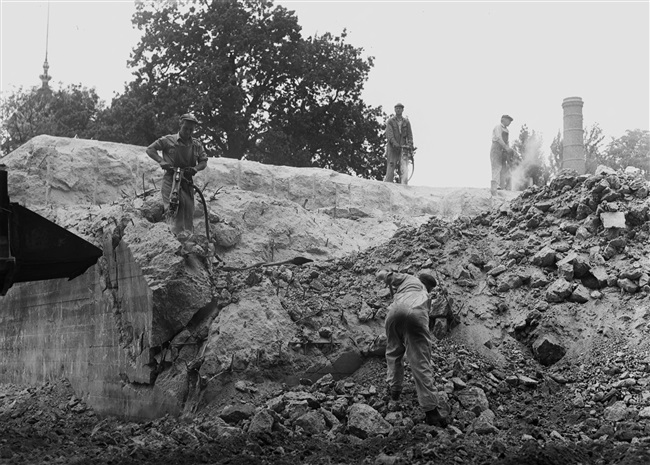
top-left (376, 269), bottom-right (448, 427)
top-left (146, 113), bottom-right (208, 235)
top-left (383, 103), bottom-right (414, 184)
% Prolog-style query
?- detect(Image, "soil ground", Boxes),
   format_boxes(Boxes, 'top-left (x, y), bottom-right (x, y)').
top-left (2, 332), bottom-right (650, 465)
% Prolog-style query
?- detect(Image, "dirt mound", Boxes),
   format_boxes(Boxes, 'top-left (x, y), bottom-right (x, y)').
top-left (164, 164), bottom-right (650, 462)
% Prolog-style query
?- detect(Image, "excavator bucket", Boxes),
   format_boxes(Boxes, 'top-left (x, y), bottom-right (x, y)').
top-left (0, 166), bottom-right (102, 296)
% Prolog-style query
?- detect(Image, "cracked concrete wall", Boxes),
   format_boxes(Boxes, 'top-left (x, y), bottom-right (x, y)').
top-left (5, 135), bottom-right (507, 223)
top-left (0, 236), bottom-right (180, 419)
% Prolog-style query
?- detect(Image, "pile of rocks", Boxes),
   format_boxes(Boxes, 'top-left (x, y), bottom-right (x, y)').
top-left (481, 166), bottom-right (649, 301)
top-left (2, 164), bottom-right (650, 464)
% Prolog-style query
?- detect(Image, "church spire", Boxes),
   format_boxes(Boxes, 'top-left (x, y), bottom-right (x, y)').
top-left (39, 1), bottom-right (52, 90)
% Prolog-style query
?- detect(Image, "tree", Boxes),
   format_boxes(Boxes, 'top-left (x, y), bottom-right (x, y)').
top-left (550, 125), bottom-right (648, 179)
top-left (602, 129), bottom-right (650, 178)
top-left (92, 81), bottom-right (176, 147)
top-left (248, 31), bottom-right (386, 178)
top-left (549, 130), bottom-right (563, 176)
top-left (124, 0), bottom-right (386, 178)
top-left (1, 84), bottom-right (103, 154)
top-left (584, 123), bottom-right (606, 174)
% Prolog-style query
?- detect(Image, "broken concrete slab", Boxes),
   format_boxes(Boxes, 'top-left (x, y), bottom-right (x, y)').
top-left (600, 212), bottom-right (627, 229)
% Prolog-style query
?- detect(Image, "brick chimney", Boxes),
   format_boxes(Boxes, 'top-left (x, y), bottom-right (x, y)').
top-left (561, 97), bottom-right (586, 174)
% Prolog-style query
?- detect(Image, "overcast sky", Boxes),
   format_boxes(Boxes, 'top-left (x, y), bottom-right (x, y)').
top-left (1, 0), bottom-right (648, 188)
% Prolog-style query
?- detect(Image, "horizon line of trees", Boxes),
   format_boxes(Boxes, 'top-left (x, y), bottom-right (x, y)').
top-left (1, 0), bottom-right (388, 180)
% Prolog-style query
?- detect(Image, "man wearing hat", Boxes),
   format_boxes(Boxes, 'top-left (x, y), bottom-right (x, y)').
top-left (375, 268), bottom-right (449, 427)
top-left (490, 114), bottom-right (515, 195)
top-left (146, 113), bottom-right (208, 234)
top-left (383, 103), bottom-right (414, 184)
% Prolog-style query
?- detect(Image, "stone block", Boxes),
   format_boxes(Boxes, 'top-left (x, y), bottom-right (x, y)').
top-left (220, 403), bottom-right (256, 424)
top-left (573, 255), bottom-right (591, 278)
top-left (473, 409), bottom-right (499, 435)
top-left (248, 409), bottom-right (275, 434)
top-left (591, 267), bottom-right (609, 288)
top-left (347, 403), bottom-right (392, 438)
top-left (603, 401), bottom-right (630, 422)
top-left (457, 387), bottom-right (490, 416)
top-left (545, 279), bottom-right (574, 302)
top-left (617, 278), bottom-right (638, 293)
top-left (569, 285), bottom-right (590, 303)
top-left (294, 410), bottom-right (327, 435)
top-left (531, 247), bottom-right (556, 267)
top-left (558, 262), bottom-right (574, 281)
top-left (533, 334), bottom-right (566, 366)
top-left (600, 212), bottom-right (627, 229)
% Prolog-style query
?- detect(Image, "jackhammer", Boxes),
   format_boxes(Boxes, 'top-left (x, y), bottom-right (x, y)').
top-left (165, 167), bottom-right (211, 242)
top-left (401, 144), bottom-right (417, 183)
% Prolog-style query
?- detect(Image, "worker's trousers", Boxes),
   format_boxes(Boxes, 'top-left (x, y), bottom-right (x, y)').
top-left (490, 142), bottom-right (514, 193)
top-left (385, 303), bottom-right (440, 411)
top-left (383, 148), bottom-right (410, 185)
top-left (490, 142), bottom-right (505, 188)
top-left (161, 173), bottom-right (195, 234)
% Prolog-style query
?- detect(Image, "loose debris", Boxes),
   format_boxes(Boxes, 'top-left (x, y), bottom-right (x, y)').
top-left (2, 166), bottom-right (650, 464)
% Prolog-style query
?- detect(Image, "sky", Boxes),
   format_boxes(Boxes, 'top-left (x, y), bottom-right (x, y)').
top-left (1, 0), bottom-right (648, 188)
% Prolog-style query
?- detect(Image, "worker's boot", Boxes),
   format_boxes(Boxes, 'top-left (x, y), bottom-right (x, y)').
top-left (386, 390), bottom-right (401, 412)
top-left (425, 408), bottom-right (448, 427)
top-left (490, 181), bottom-right (498, 196)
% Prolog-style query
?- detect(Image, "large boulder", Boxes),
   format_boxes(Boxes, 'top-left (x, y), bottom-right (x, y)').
top-left (199, 281), bottom-right (296, 376)
top-left (347, 403), bottom-right (392, 438)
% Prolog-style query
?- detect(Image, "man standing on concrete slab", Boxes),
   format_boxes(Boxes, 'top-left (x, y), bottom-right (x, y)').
top-left (146, 113), bottom-right (208, 235)
top-left (383, 103), bottom-right (414, 184)
top-left (490, 114), bottom-right (515, 195)
top-left (376, 269), bottom-right (449, 427)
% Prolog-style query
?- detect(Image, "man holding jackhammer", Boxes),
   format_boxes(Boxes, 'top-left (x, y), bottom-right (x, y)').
top-left (490, 114), bottom-right (515, 195)
top-left (383, 103), bottom-right (414, 184)
top-left (146, 113), bottom-right (208, 235)
top-left (376, 269), bottom-right (449, 427)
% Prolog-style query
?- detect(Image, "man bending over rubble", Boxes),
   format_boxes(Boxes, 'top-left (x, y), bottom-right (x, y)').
top-left (146, 113), bottom-right (208, 234)
top-left (376, 269), bottom-right (449, 427)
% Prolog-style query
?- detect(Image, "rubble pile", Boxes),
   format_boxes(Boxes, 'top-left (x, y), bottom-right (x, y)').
top-left (2, 165), bottom-right (650, 464)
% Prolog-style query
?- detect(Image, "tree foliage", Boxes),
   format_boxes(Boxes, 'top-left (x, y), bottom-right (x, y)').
top-left (550, 126), bottom-right (648, 179)
top-left (602, 129), bottom-right (649, 179)
top-left (584, 123), bottom-right (606, 174)
top-left (114, 0), bottom-right (386, 179)
top-left (92, 81), bottom-right (175, 146)
top-left (549, 130), bottom-right (563, 176)
top-left (1, 84), bottom-right (102, 155)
